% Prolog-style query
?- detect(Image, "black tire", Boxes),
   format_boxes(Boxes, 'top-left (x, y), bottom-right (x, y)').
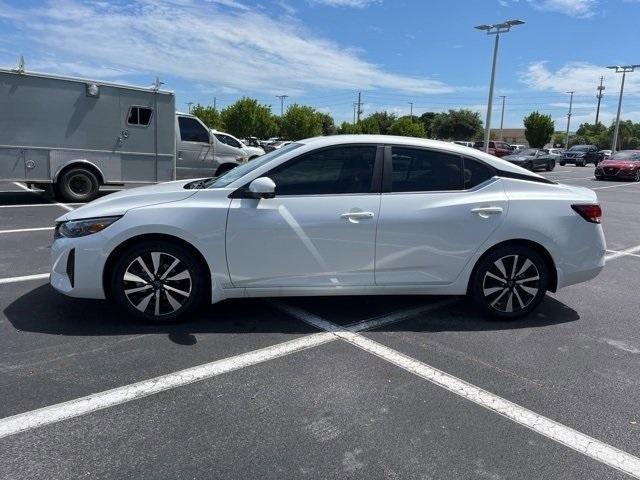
top-left (470, 244), bottom-right (549, 320)
top-left (546, 160), bottom-right (554, 171)
top-left (526, 161), bottom-right (534, 171)
top-left (635, 170), bottom-right (640, 182)
top-left (55, 167), bottom-right (99, 203)
top-left (559, 161), bottom-right (565, 166)
top-left (110, 241), bottom-right (207, 323)
top-left (578, 160), bottom-right (586, 167)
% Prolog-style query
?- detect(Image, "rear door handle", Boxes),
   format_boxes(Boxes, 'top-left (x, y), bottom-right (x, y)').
top-left (340, 211), bottom-right (375, 223)
top-left (471, 206), bottom-right (503, 218)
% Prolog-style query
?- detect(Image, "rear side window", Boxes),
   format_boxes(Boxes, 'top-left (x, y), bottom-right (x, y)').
top-left (178, 117), bottom-right (210, 143)
top-left (463, 157), bottom-right (495, 189)
top-left (391, 147), bottom-right (463, 192)
top-left (127, 106), bottom-right (153, 127)
top-left (268, 146), bottom-right (377, 196)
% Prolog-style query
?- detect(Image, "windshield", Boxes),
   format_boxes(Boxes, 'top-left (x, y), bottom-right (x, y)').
top-left (207, 143), bottom-right (302, 188)
top-left (569, 146), bottom-right (590, 151)
top-left (519, 149), bottom-right (538, 156)
top-left (609, 151), bottom-right (640, 161)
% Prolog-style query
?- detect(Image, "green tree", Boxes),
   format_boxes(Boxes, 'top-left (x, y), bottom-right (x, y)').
top-left (279, 104), bottom-right (324, 140)
top-left (337, 122), bottom-right (362, 134)
top-left (552, 132), bottom-right (566, 147)
top-left (431, 109), bottom-right (483, 140)
top-left (419, 112), bottom-right (437, 138)
top-left (220, 97), bottom-right (278, 139)
top-left (358, 115), bottom-right (381, 134)
top-left (389, 116), bottom-right (426, 137)
top-left (523, 111), bottom-right (555, 148)
top-left (366, 111), bottom-right (397, 135)
top-left (191, 104), bottom-right (224, 130)
top-left (319, 113), bottom-right (337, 136)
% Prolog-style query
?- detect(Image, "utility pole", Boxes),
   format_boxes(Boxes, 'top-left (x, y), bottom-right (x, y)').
top-left (498, 95), bottom-right (506, 141)
top-left (353, 103), bottom-right (357, 124)
top-left (595, 76), bottom-right (604, 125)
top-left (213, 97), bottom-right (217, 111)
top-left (564, 91), bottom-right (574, 150)
top-left (356, 92), bottom-right (363, 124)
top-left (607, 65), bottom-right (640, 152)
top-left (187, 102), bottom-right (193, 114)
top-left (408, 102), bottom-right (414, 120)
top-left (475, 19), bottom-right (525, 153)
top-left (276, 95), bottom-right (289, 116)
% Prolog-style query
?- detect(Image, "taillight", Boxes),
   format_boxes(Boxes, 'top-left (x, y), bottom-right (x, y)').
top-left (572, 204), bottom-right (602, 224)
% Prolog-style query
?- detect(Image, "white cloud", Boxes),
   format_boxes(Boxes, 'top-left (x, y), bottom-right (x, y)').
top-left (310, 0), bottom-right (381, 7)
top-left (1, 0), bottom-right (448, 95)
top-left (520, 61), bottom-right (640, 96)
top-left (499, 0), bottom-right (598, 18)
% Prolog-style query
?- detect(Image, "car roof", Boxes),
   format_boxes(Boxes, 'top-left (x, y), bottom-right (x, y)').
top-left (297, 135), bottom-right (543, 178)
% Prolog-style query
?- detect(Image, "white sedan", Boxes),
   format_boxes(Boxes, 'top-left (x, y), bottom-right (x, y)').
top-left (51, 135), bottom-right (606, 322)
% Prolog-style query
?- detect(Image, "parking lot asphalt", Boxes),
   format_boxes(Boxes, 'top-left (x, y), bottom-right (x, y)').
top-left (1, 168), bottom-right (639, 479)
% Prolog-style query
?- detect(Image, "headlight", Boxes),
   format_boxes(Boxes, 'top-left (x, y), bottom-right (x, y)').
top-left (55, 216), bottom-right (121, 239)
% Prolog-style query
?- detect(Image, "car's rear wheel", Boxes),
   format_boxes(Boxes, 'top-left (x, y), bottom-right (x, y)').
top-left (470, 245), bottom-right (549, 320)
top-left (110, 241), bottom-right (207, 322)
top-left (526, 161), bottom-right (533, 170)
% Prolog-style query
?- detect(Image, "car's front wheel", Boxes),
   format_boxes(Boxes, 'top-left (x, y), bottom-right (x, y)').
top-left (110, 241), bottom-right (207, 322)
top-left (470, 245), bottom-right (549, 320)
top-left (546, 160), bottom-right (555, 171)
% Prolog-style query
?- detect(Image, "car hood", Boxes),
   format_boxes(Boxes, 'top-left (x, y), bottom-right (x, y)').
top-left (56, 179), bottom-right (201, 222)
top-left (600, 160), bottom-right (639, 168)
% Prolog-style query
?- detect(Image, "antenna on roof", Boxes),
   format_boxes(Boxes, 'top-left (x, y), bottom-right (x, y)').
top-left (12, 55), bottom-right (25, 74)
top-left (151, 76), bottom-right (164, 91)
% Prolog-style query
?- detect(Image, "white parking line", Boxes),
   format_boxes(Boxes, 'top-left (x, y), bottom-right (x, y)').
top-left (0, 299), bottom-right (453, 439)
top-left (274, 302), bottom-right (640, 479)
top-left (0, 273), bottom-right (50, 285)
top-left (606, 245), bottom-right (640, 262)
top-left (0, 227), bottom-right (54, 235)
top-left (12, 182), bottom-right (75, 211)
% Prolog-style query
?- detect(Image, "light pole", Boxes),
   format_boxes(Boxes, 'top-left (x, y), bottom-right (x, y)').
top-left (607, 65), bottom-right (640, 152)
top-left (595, 76), bottom-right (604, 125)
top-left (565, 91), bottom-right (574, 150)
top-left (475, 19), bottom-right (524, 153)
top-left (408, 102), bottom-right (414, 120)
top-left (498, 95), bottom-right (506, 141)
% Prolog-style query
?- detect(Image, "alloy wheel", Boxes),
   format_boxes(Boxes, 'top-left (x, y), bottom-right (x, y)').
top-left (122, 251), bottom-right (192, 317)
top-left (482, 254), bottom-right (540, 314)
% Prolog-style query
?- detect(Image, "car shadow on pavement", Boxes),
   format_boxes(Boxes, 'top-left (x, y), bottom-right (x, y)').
top-left (5, 285), bottom-right (579, 343)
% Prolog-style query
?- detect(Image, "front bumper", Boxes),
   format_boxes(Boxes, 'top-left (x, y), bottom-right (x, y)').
top-left (51, 235), bottom-right (108, 299)
top-left (595, 168), bottom-right (638, 180)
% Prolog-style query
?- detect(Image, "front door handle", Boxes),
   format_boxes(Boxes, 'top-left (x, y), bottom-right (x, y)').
top-left (471, 206), bottom-right (503, 218)
top-left (340, 211), bottom-right (375, 223)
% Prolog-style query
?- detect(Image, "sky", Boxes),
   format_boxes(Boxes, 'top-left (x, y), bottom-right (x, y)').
top-left (1, 0), bottom-right (640, 130)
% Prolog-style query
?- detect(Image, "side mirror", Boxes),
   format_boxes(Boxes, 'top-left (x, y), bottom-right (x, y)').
top-left (247, 177), bottom-right (276, 199)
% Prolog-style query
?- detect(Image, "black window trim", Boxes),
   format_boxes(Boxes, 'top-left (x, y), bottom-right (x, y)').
top-left (126, 105), bottom-right (154, 128)
top-left (231, 144), bottom-right (384, 198)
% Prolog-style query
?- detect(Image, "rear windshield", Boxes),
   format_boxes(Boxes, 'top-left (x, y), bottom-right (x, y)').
top-left (610, 151), bottom-right (640, 161)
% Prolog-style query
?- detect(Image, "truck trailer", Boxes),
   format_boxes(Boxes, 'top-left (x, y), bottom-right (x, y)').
top-left (0, 66), bottom-right (245, 202)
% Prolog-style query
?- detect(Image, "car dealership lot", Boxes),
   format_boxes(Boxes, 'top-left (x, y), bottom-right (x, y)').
top-left (1, 169), bottom-right (640, 479)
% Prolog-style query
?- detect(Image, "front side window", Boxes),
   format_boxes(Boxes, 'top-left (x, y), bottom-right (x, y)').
top-left (178, 117), bottom-right (210, 143)
top-left (215, 133), bottom-right (242, 148)
top-left (391, 147), bottom-right (463, 192)
top-left (267, 146), bottom-right (377, 196)
top-left (127, 106), bottom-right (153, 127)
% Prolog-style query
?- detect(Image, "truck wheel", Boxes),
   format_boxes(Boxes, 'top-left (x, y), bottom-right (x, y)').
top-left (55, 168), bottom-right (99, 203)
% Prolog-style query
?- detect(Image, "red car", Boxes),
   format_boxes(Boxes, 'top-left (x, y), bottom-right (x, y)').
top-left (594, 150), bottom-right (640, 182)
top-left (473, 141), bottom-right (512, 158)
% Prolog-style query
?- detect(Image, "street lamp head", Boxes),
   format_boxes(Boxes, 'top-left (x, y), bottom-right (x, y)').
top-left (474, 24), bottom-right (491, 30)
top-left (505, 19), bottom-right (525, 26)
top-left (606, 66), bottom-right (620, 70)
